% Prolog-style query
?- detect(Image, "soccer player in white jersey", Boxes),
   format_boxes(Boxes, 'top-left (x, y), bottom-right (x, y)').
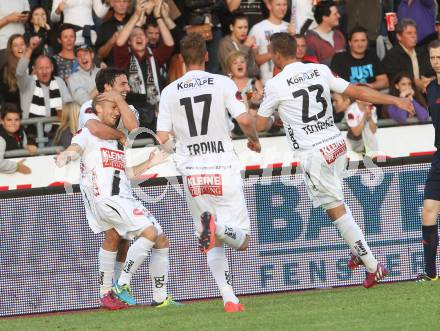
top-left (56, 93), bottom-right (178, 309)
top-left (77, 68), bottom-right (142, 302)
top-left (256, 33), bottom-right (415, 288)
top-left (156, 33), bottom-right (261, 313)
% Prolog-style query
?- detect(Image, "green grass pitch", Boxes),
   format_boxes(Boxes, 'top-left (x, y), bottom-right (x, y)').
top-left (2, 282), bottom-right (439, 331)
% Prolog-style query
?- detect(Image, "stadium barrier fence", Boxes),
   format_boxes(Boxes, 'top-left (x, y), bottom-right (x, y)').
top-left (0, 155), bottom-right (434, 317)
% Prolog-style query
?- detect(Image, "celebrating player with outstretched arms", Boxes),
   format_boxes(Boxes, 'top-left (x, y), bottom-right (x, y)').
top-left (56, 92), bottom-right (179, 309)
top-left (256, 32), bottom-right (414, 288)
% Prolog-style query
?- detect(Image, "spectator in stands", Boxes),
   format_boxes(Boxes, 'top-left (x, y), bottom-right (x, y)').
top-left (0, 103), bottom-right (34, 174)
top-left (68, 45), bottom-right (99, 106)
top-left (0, 34), bottom-right (26, 112)
top-left (53, 101), bottom-right (80, 148)
top-left (249, 0), bottom-right (289, 83)
top-left (218, 11), bottom-right (258, 78)
top-left (305, 0), bottom-right (346, 66)
top-left (294, 34), bottom-right (318, 63)
top-left (51, 0), bottom-right (110, 46)
top-left (24, 6), bottom-right (52, 64)
top-left (345, 99), bottom-right (379, 156)
top-left (16, 37), bottom-right (72, 139)
top-left (228, 51), bottom-right (263, 113)
top-left (96, 0), bottom-right (132, 66)
top-left (290, 0), bottom-right (316, 35)
top-left (345, 0), bottom-right (393, 46)
top-left (331, 27), bottom-right (389, 90)
top-left (227, 0), bottom-right (265, 29)
top-left (382, 19), bottom-right (435, 92)
top-left (54, 24), bottom-right (79, 82)
top-left (387, 72), bottom-right (429, 123)
top-left (397, 0), bottom-right (436, 46)
top-left (180, 0), bottom-right (233, 74)
top-left (0, 1), bottom-right (29, 69)
top-left (115, 0), bottom-right (173, 132)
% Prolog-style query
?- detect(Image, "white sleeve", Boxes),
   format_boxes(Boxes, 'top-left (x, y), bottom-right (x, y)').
top-left (71, 128), bottom-right (89, 150)
top-left (157, 88), bottom-right (173, 132)
top-left (224, 77), bottom-right (247, 119)
top-left (322, 65), bottom-right (350, 94)
top-left (345, 106), bottom-right (362, 128)
top-left (257, 80), bottom-right (279, 117)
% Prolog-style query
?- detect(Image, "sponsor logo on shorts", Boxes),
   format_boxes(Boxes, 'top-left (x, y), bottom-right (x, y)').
top-left (100, 148), bottom-right (125, 170)
top-left (187, 174), bottom-right (223, 197)
top-left (319, 140), bottom-right (347, 165)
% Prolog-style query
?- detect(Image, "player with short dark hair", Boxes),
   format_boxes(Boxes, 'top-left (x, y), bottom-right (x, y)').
top-left (417, 39), bottom-right (440, 282)
top-left (156, 33), bottom-right (261, 313)
top-left (256, 32), bottom-right (415, 288)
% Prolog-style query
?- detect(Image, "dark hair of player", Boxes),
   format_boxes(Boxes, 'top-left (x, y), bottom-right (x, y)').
top-left (95, 67), bottom-right (127, 93)
top-left (180, 33), bottom-right (207, 66)
top-left (270, 32), bottom-right (297, 59)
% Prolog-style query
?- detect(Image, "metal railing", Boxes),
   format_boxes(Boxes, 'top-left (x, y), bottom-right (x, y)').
top-left (21, 116), bottom-right (60, 148)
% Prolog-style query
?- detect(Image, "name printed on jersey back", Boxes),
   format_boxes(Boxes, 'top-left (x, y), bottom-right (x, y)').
top-left (187, 174), bottom-right (223, 197)
top-left (100, 148), bottom-right (125, 171)
top-left (286, 69), bottom-right (321, 86)
top-left (302, 116), bottom-right (335, 135)
top-left (187, 140), bottom-right (225, 156)
top-left (177, 77), bottom-right (214, 91)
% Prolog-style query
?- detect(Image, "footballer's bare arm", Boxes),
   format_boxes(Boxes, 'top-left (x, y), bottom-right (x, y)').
top-left (55, 144), bottom-right (83, 167)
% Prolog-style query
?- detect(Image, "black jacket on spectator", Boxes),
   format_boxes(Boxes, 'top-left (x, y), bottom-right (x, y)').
top-left (382, 43), bottom-right (434, 82)
top-left (0, 125), bottom-right (25, 151)
top-left (95, 15), bottom-right (130, 66)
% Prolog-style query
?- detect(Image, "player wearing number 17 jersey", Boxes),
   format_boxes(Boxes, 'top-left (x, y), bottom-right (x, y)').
top-left (256, 33), bottom-right (415, 288)
top-left (157, 33), bottom-right (261, 312)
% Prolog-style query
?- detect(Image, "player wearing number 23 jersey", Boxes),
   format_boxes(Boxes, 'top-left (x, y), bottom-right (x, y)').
top-left (256, 33), bottom-right (414, 288)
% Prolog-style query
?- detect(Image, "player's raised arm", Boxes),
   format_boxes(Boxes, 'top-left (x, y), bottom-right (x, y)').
top-left (125, 149), bottom-right (169, 179)
top-left (343, 84), bottom-right (415, 115)
top-left (255, 80), bottom-right (279, 132)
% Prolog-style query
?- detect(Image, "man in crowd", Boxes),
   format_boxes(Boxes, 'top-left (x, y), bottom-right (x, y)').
top-left (68, 45), bottom-right (100, 106)
top-left (157, 33), bottom-right (261, 312)
top-left (95, 0), bottom-right (131, 67)
top-left (305, 0), bottom-right (346, 66)
top-left (256, 32), bottom-right (415, 289)
top-left (114, 0), bottom-right (174, 134)
top-left (16, 37), bottom-right (72, 139)
top-left (331, 26), bottom-right (388, 90)
top-left (249, 0), bottom-right (289, 83)
top-left (383, 19), bottom-right (434, 92)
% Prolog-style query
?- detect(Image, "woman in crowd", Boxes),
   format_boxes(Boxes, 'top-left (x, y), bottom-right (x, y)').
top-left (218, 11), bottom-right (258, 78)
top-left (24, 6), bottom-right (52, 62)
top-left (53, 24), bottom-right (78, 81)
top-left (53, 102), bottom-right (80, 149)
top-left (0, 35), bottom-right (26, 112)
top-left (388, 72), bottom-right (429, 124)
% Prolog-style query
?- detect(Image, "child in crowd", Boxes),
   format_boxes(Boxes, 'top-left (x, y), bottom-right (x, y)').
top-left (388, 72), bottom-right (429, 124)
top-left (0, 103), bottom-right (36, 174)
top-left (333, 93), bottom-right (379, 156)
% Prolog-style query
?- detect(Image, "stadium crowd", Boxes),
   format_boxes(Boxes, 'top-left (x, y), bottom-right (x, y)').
top-left (0, 0), bottom-right (440, 174)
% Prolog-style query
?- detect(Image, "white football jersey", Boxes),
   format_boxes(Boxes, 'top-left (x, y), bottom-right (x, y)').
top-left (157, 70), bottom-right (247, 158)
top-left (258, 62), bottom-right (350, 152)
top-left (72, 128), bottom-right (133, 199)
top-left (78, 99), bottom-right (139, 131)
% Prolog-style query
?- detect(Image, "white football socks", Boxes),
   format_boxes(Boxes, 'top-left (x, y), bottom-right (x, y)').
top-left (215, 223), bottom-right (246, 250)
top-left (118, 237), bottom-right (155, 286)
top-left (114, 261), bottom-right (123, 281)
top-left (334, 213), bottom-right (378, 273)
top-left (207, 247), bottom-right (239, 305)
top-left (150, 247), bottom-right (169, 303)
top-left (99, 248), bottom-right (117, 297)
